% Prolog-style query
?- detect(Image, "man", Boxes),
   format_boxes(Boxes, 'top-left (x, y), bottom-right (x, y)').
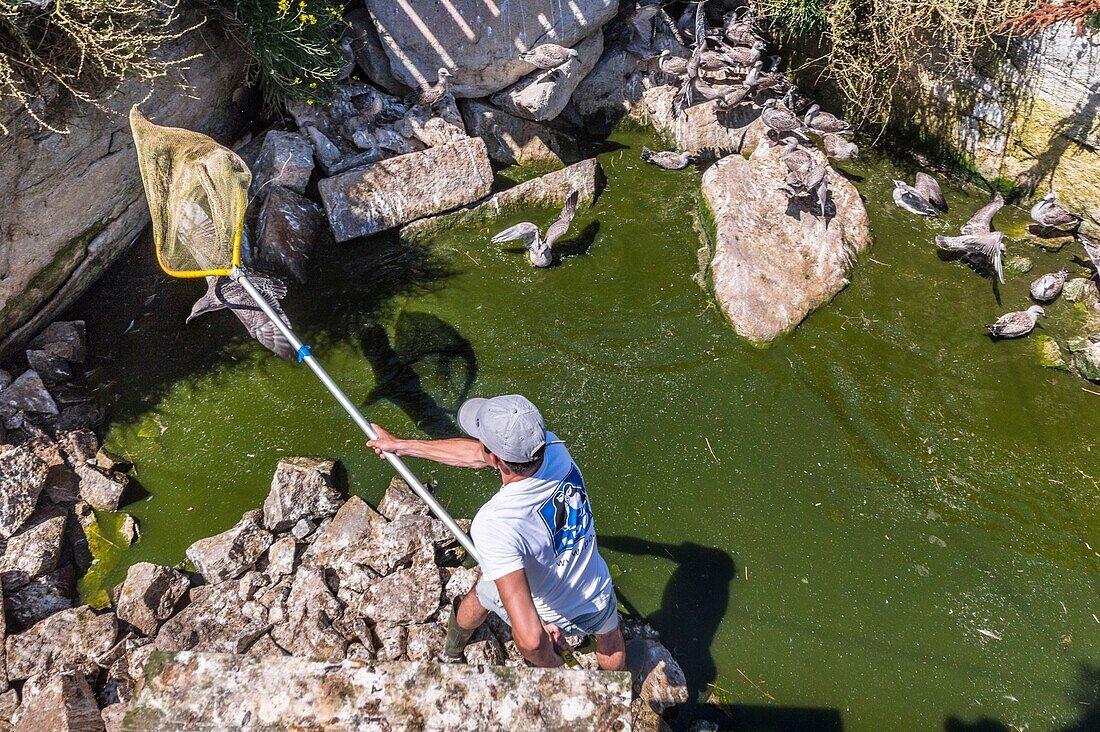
top-left (367, 394), bottom-right (625, 670)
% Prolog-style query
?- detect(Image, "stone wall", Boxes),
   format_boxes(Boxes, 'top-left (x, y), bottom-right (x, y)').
top-left (0, 15), bottom-right (255, 360)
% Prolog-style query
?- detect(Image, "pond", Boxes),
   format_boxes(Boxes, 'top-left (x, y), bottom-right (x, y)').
top-left (71, 128), bottom-right (1098, 730)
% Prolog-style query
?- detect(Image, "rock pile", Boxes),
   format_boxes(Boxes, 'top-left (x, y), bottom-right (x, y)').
top-left (0, 446), bottom-right (687, 730)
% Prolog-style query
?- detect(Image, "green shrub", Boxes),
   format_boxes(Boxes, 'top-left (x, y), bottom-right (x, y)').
top-left (217, 0), bottom-right (346, 109)
top-left (0, 0), bottom-right (197, 134)
top-left (757, 0), bottom-right (828, 37)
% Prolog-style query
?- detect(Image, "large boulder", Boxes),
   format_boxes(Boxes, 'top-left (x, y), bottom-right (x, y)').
top-left (0, 444), bottom-right (48, 537)
top-left (154, 581), bottom-right (271, 654)
top-left (355, 545), bottom-right (442, 624)
top-left (344, 8), bottom-right (408, 95)
top-left (459, 99), bottom-right (578, 166)
top-left (268, 567), bottom-right (347, 661)
top-left (254, 186), bottom-right (324, 285)
top-left (376, 477), bottom-right (430, 521)
top-left (249, 131), bottom-right (314, 199)
top-left (302, 496), bottom-right (386, 571)
top-left (14, 668), bottom-right (103, 732)
top-left (185, 510), bottom-right (273, 583)
top-left (74, 463), bottom-right (129, 511)
top-left (490, 31), bottom-right (604, 122)
top-left (0, 16), bottom-right (252, 359)
top-left (319, 137), bottom-right (493, 241)
top-left (115, 563), bottom-right (190, 636)
top-left (0, 505), bottom-right (67, 591)
top-left (640, 84), bottom-right (765, 160)
top-left (702, 143), bottom-right (871, 343)
top-left (363, 0), bottom-right (618, 97)
top-left (627, 637), bottom-right (689, 716)
top-left (262, 457), bottom-right (342, 532)
top-left (5, 606), bottom-right (117, 680)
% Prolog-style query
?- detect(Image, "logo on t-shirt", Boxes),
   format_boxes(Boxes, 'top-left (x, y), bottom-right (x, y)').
top-left (537, 465), bottom-right (592, 556)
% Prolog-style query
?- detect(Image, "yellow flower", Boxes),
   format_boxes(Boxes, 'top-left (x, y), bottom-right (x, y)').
top-left (277, 0), bottom-right (290, 14)
top-left (306, 100), bottom-right (314, 106)
top-left (309, 82), bottom-right (317, 89)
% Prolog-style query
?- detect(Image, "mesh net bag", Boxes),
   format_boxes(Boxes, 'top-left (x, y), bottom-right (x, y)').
top-left (130, 106), bottom-right (251, 277)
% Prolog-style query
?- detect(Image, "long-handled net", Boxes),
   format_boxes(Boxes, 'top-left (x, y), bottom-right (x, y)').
top-left (129, 106), bottom-right (478, 562)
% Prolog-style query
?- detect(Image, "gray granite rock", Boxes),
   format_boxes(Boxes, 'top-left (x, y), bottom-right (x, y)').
top-left (492, 30), bottom-right (604, 122)
top-left (262, 457), bottom-right (342, 532)
top-left (116, 563), bottom-right (190, 636)
top-left (25, 348), bottom-right (73, 383)
top-left (464, 626), bottom-right (506, 666)
top-left (0, 370), bottom-right (59, 418)
top-left (459, 99), bottom-right (578, 166)
top-left (268, 566), bottom-right (347, 661)
top-left (27, 320), bottom-right (86, 363)
top-left (319, 137), bottom-right (493, 241)
top-left (61, 429), bottom-right (99, 466)
top-left (8, 566), bottom-right (75, 630)
top-left (302, 495), bottom-right (386, 570)
top-left (377, 476), bottom-right (430, 521)
top-left (363, 514), bottom-right (448, 575)
top-left (0, 505), bottom-right (67, 591)
top-left (344, 8), bottom-right (408, 95)
top-left (0, 444), bottom-right (48, 538)
top-left (641, 84), bottom-right (765, 160)
top-left (264, 536), bottom-right (298, 577)
top-left (185, 510), bottom-right (273, 583)
top-left (255, 186), bottom-right (324, 285)
top-left (74, 463), bottom-right (129, 511)
top-left (250, 131), bottom-right (314, 198)
top-left (5, 605), bottom-right (118, 681)
top-left (154, 582), bottom-right (270, 655)
top-left (14, 668), bottom-right (102, 732)
top-left (356, 544), bottom-right (442, 624)
top-left (372, 623), bottom-right (407, 662)
top-left (404, 622), bottom-right (445, 661)
top-left (1069, 338), bottom-right (1100, 381)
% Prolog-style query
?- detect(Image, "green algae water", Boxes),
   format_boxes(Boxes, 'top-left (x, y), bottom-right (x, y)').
top-left (73, 129), bottom-right (1098, 729)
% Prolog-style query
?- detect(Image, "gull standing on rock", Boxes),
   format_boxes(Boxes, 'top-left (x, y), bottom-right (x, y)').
top-left (492, 190), bottom-right (580, 268)
top-left (1030, 269), bottom-right (1070, 302)
top-left (1030, 191), bottom-right (1083, 232)
top-left (961, 191), bottom-right (1005, 235)
top-left (822, 133), bottom-right (858, 161)
top-left (986, 305), bottom-right (1045, 338)
top-left (187, 272), bottom-right (294, 360)
top-left (804, 104), bottom-right (852, 135)
top-left (641, 147), bottom-right (693, 170)
top-left (657, 49), bottom-right (690, 78)
top-left (519, 44), bottom-right (579, 71)
top-left (405, 68), bottom-right (452, 110)
top-left (892, 173), bottom-right (947, 216)
top-left (761, 98), bottom-right (806, 142)
top-left (934, 231), bottom-right (1007, 283)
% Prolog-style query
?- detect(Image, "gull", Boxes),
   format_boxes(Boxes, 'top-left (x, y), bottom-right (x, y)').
top-left (657, 50), bottom-right (690, 78)
top-left (1030, 191), bottom-right (1083, 232)
top-left (491, 190), bottom-right (579, 268)
top-left (892, 173), bottom-right (948, 216)
top-left (761, 98), bottom-right (806, 142)
top-left (1030, 269), bottom-right (1069, 302)
top-left (934, 231), bottom-right (1006, 283)
top-left (960, 191), bottom-right (1004, 235)
top-left (641, 147), bottom-right (693, 170)
top-left (986, 305), bottom-right (1045, 338)
top-left (405, 68), bottom-right (452, 110)
top-left (778, 137), bottom-right (814, 174)
top-left (804, 104), bottom-right (852, 135)
top-left (187, 271), bottom-right (294, 360)
top-left (720, 7), bottom-right (759, 47)
top-left (822, 133), bottom-right (858, 161)
top-left (519, 44), bottom-right (579, 71)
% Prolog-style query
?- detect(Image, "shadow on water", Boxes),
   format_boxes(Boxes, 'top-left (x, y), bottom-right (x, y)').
top-left (943, 664), bottom-right (1100, 732)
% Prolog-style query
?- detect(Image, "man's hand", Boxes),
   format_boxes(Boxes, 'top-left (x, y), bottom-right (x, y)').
top-left (367, 423), bottom-right (403, 458)
top-left (543, 623), bottom-right (565, 652)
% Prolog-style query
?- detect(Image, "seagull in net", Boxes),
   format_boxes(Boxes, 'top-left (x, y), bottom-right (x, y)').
top-left (1030, 191), bottom-right (1083, 231)
top-left (960, 191), bottom-right (1004, 235)
top-left (1030, 269), bottom-right (1069, 302)
top-left (491, 190), bottom-right (579, 268)
top-left (519, 43), bottom-right (579, 71)
top-left (822, 133), bottom-right (858, 161)
top-left (934, 231), bottom-right (1006, 283)
top-left (986, 305), bottom-right (1045, 338)
top-left (892, 173), bottom-right (948, 216)
top-left (405, 68), bottom-right (452, 109)
top-left (641, 146), bottom-right (693, 170)
top-left (186, 272), bottom-right (294, 360)
top-left (804, 104), bottom-right (852, 135)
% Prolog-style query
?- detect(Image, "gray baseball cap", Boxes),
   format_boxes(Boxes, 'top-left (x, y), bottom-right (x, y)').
top-left (457, 394), bottom-right (546, 463)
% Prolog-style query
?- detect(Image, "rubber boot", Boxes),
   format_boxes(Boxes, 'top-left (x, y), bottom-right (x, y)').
top-left (440, 597), bottom-right (475, 662)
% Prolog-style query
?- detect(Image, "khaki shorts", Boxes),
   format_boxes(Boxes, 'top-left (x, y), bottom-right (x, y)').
top-left (475, 579), bottom-right (620, 636)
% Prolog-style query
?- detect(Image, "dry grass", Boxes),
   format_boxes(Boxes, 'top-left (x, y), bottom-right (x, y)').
top-left (0, 0), bottom-right (198, 134)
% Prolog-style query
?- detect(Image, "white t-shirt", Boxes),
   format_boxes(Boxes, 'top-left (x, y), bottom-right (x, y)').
top-left (471, 432), bottom-right (613, 625)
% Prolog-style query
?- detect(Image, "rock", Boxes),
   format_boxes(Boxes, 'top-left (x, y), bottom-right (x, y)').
top-left (116, 563), bottom-right (190, 636)
top-left (302, 496), bottom-right (386, 570)
top-left (344, 8), bottom-right (408, 95)
top-left (444, 565), bottom-right (480, 601)
top-left (703, 143), bottom-right (872, 343)
top-left (1035, 335), bottom-right (1066, 369)
top-left (641, 84), bottom-right (765, 160)
top-left (254, 186), bottom-right (324, 285)
top-left (491, 31), bottom-right (604, 122)
top-left (0, 444), bottom-right (48, 537)
top-left (362, 514), bottom-right (449, 575)
top-left (1006, 256), bottom-right (1034, 273)
top-left (0, 370), bottom-right (59, 417)
top-left (249, 130), bottom-right (314, 199)
top-left (319, 137), bottom-right (494, 241)
top-left (0, 13), bottom-right (251, 361)
top-left (27, 320), bottom-right (86, 363)
top-left (265, 536), bottom-right (298, 577)
top-left (125, 651), bottom-right (633, 729)
top-left (93, 448), bottom-right (130, 474)
top-left (14, 669), bottom-right (102, 732)
top-left (8, 566), bottom-right (75, 630)
top-left (245, 633), bottom-right (288, 657)
top-left (0, 370), bottom-right (9, 391)
top-left (357, 547), bottom-right (442, 624)
top-left (5, 606), bottom-right (118, 681)
top-left (372, 624), bottom-right (407, 662)
top-left (74, 463), bottom-right (128, 511)
top-left (394, 100), bottom-right (468, 149)
top-left (377, 476), bottom-right (430, 521)
top-left (269, 567), bottom-right (347, 661)
top-left (1069, 338), bottom-right (1100, 381)
top-left (61, 429), bottom-right (99, 465)
top-left (155, 581), bottom-right (270, 654)
top-left (262, 457), bottom-right (342, 532)
top-left (463, 626), bottom-right (506, 666)
top-left (363, 0), bottom-right (618, 97)
top-left (0, 688), bottom-right (18, 726)
top-left (403, 157), bottom-right (602, 240)
top-left (118, 514), bottom-right (139, 546)
top-left (1064, 277), bottom-right (1096, 303)
top-left (101, 703), bottom-right (127, 732)
top-left (55, 403), bottom-right (104, 432)
top-left (459, 99), bottom-right (578, 166)
top-left (567, 35), bottom-right (650, 133)
top-left (404, 622), bottom-right (445, 661)
top-left (627, 637), bottom-right (689, 716)
top-left (25, 348), bottom-right (73, 383)
top-left (185, 510), bottom-right (273, 583)
top-left (290, 517), bottom-right (315, 540)
top-left (0, 505), bottom-right (67, 591)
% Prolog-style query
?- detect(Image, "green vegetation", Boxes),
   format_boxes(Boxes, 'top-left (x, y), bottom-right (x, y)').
top-left (217, 0), bottom-right (346, 109)
top-left (0, 0), bottom-right (196, 134)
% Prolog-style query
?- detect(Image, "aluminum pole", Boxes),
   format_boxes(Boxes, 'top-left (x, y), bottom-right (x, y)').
top-left (235, 271), bottom-right (479, 563)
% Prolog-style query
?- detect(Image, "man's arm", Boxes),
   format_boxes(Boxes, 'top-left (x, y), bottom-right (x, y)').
top-left (367, 423), bottom-right (490, 469)
top-left (494, 569), bottom-right (563, 668)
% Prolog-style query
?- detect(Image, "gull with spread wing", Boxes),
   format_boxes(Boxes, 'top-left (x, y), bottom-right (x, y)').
top-left (491, 190), bottom-right (580, 268)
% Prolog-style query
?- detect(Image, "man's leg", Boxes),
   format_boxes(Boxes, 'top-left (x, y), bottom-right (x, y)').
top-left (594, 626), bottom-right (626, 671)
top-left (442, 587), bottom-right (490, 661)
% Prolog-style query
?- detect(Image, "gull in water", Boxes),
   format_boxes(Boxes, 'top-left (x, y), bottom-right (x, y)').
top-left (491, 190), bottom-right (579, 268)
top-left (519, 44), bottom-right (579, 72)
top-left (1030, 191), bottom-right (1083, 232)
top-left (986, 305), bottom-right (1045, 338)
top-left (187, 271), bottom-right (294, 360)
top-left (405, 68), bottom-right (452, 110)
top-left (892, 172), bottom-right (947, 216)
top-left (961, 191), bottom-right (1004, 235)
top-left (934, 231), bottom-right (1006, 283)
top-left (1030, 269), bottom-right (1069, 302)
top-left (641, 146), bottom-right (693, 170)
